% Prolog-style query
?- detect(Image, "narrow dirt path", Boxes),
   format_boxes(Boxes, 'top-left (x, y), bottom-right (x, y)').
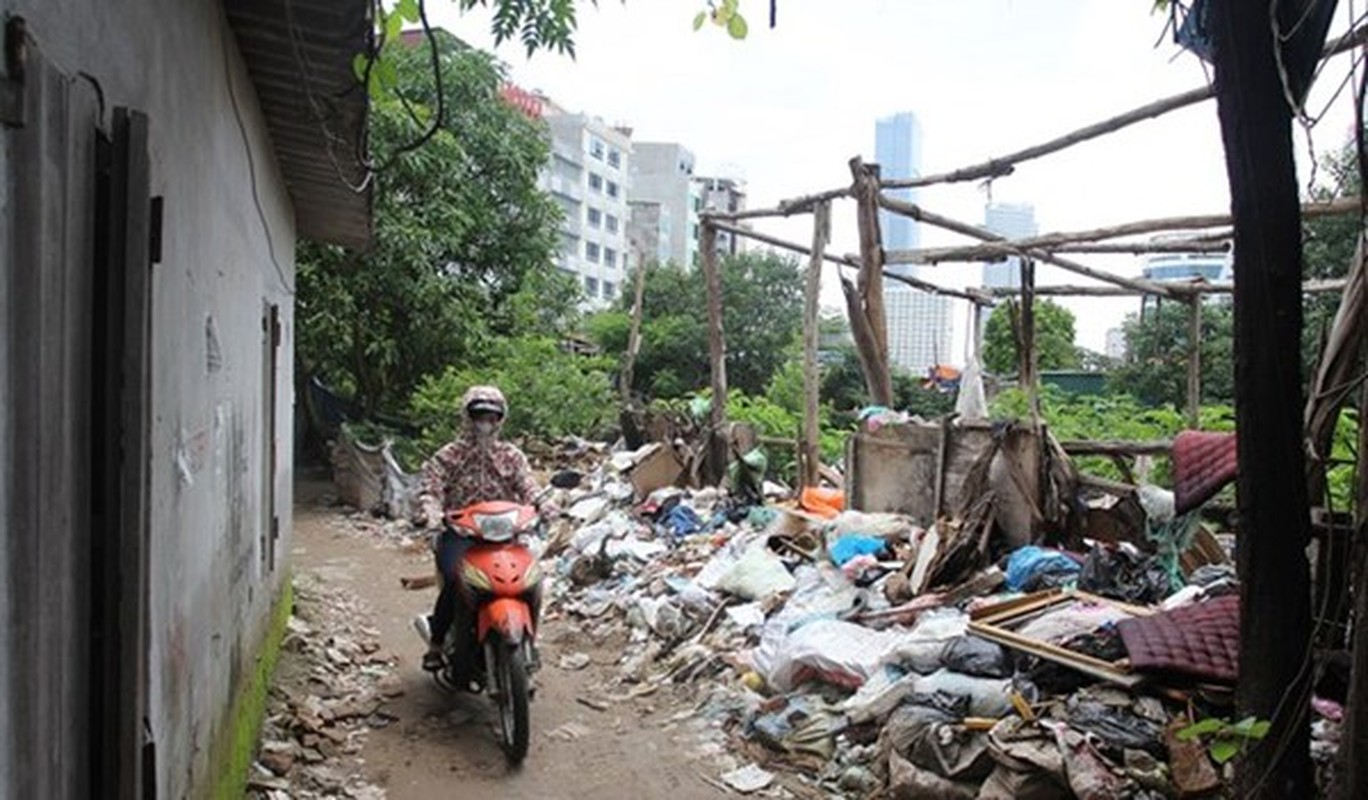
top-left (284, 480), bottom-right (729, 799)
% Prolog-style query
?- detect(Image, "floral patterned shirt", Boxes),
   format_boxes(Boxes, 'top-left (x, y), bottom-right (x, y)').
top-left (418, 433), bottom-right (538, 522)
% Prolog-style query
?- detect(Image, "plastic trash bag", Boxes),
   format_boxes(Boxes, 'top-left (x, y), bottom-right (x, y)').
top-left (1005, 546), bottom-right (1081, 592)
top-left (758, 619), bottom-right (909, 692)
top-left (830, 534), bottom-right (888, 566)
top-left (1063, 696), bottom-right (1166, 759)
top-left (1077, 544), bottom-right (1174, 604)
top-left (716, 543), bottom-right (797, 600)
top-left (747, 694), bottom-right (842, 759)
top-left (941, 636), bottom-right (1012, 678)
top-left (913, 669), bottom-right (1020, 718)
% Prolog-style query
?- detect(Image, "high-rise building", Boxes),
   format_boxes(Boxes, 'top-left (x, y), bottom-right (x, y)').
top-left (1139, 236), bottom-right (1233, 311)
top-left (982, 203), bottom-right (1038, 290)
top-left (696, 176), bottom-right (748, 258)
top-left (875, 112), bottom-right (951, 374)
top-left (629, 142), bottom-right (700, 268)
top-left (538, 100), bottom-right (634, 308)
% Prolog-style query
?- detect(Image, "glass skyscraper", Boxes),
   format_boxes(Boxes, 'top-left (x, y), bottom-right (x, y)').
top-left (874, 111), bottom-right (951, 374)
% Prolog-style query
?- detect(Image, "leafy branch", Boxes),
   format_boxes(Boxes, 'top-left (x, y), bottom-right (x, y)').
top-left (1177, 716), bottom-right (1271, 765)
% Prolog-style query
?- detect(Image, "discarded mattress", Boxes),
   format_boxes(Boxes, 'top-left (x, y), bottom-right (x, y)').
top-left (1171, 431), bottom-right (1237, 515)
top-left (1116, 594), bottom-right (1239, 683)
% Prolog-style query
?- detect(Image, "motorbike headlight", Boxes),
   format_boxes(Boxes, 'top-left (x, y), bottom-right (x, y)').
top-left (461, 561), bottom-right (492, 592)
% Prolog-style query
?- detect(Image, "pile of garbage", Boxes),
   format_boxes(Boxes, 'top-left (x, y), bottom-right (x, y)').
top-left (531, 439), bottom-right (1336, 798)
top-left (247, 574), bottom-right (401, 800)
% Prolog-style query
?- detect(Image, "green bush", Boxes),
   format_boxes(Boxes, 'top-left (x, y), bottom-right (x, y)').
top-left (410, 336), bottom-right (616, 455)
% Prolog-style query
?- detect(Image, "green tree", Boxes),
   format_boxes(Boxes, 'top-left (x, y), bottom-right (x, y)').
top-left (1107, 299), bottom-right (1234, 408)
top-left (297, 36), bottom-right (570, 416)
top-left (981, 299), bottom-right (1082, 375)
top-left (1302, 143), bottom-right (1360, 375)
top-left (588, 253), bottom-right (805, 398)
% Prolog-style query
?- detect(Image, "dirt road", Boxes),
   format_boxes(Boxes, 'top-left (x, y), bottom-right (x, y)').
top-left (276, 481), bottom-right (732, 799)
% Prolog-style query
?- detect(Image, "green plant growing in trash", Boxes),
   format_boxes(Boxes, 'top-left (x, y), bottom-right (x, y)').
top-left (1176, 716), bottom-right (1271, 765)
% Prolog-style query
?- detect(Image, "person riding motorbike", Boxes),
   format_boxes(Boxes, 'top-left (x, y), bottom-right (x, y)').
top-left (413, 385), bottom-right (539, 674)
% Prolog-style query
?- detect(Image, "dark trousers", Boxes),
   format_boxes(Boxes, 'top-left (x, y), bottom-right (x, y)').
top-left (431, 528), bottom-right (474, 654)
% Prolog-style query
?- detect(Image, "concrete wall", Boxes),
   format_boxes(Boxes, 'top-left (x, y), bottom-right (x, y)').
top-left (3, 1), bottom-right (296, 796)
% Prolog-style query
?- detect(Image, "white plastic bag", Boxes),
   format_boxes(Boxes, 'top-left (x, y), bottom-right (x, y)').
top-left (758, 619), bottom-right (908, 692)
top-left (715, 544), bottom-right (796, 600)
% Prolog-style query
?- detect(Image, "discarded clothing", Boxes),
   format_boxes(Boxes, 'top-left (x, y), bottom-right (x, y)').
top-left (659, 503), bottom-right (703, 539)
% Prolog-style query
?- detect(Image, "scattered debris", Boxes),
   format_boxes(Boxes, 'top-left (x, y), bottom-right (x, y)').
top-left (245, 574), bottom-right (396, 799)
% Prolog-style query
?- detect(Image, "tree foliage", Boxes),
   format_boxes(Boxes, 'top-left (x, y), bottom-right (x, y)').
top-left (409, 337), bottom-right (616, 454)
top-left (588, 253), bottom-right (805, 398)
top-left (1107, 300), bottom-right (1234, 408)
top-left (1302, 143), bottom-right (1360, 374)
top-left (982, 299), bottom-right (1082, 375)
top-left (297, 37), bottom-right (572, 416)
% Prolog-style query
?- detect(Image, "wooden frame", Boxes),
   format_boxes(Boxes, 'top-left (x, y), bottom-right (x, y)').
top-left (968, 588), bottom-right (1155, 688)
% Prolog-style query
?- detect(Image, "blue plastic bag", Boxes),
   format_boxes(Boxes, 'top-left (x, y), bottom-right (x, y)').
top-left (829, 534), bottom-right (887, 567)
top-left (1005, 545), bottom-right (1080, 592)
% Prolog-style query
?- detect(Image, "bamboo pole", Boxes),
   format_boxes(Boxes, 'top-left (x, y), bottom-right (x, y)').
top-left (877, 26), bottom-right (1368, 192)
top-left (888, 198), bottom-right (1356, 266)
top-left (1186, 297), bottom-right (1202, 429)
top-left (851, 157), bottom-right (894, 405)
top-left (701, 223), bottom-right (729, 485)
top-left (986, 277), bottom-right (1348, 297)
top-left (707, 219), bottom-right (859, 268)
top-left (801, 201), bottom-right (829, 487)
top-left (879, 194), bottom-right (1178, 297)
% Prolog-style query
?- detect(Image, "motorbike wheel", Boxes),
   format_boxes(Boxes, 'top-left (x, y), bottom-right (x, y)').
top-left (492, 639), bottom-right (530, 764)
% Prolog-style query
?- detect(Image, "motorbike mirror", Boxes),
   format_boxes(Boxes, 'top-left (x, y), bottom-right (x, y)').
top-left (549, 469), bottom-right (584, 490)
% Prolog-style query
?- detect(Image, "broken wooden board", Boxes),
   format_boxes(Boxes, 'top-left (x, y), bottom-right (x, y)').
top-left (968, 588), bottom-right (1155, 689)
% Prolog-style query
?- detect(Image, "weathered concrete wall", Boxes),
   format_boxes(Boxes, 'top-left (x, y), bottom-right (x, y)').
top-left (3, 1), bottom-right (296, 796)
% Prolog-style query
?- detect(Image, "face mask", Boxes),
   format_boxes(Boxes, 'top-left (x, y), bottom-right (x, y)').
top-left (472, 420), bottom-right (498, 439)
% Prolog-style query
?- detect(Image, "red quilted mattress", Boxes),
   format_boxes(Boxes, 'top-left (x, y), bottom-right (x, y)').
top-left (1172, 431), bottom-right (1238, 515)
top-left (1117, 594), bottom-right (1240, 684)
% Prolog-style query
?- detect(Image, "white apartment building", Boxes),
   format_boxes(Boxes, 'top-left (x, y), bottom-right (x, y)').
top-left (540, 104), bottom-right (633, 307)
top-left (630, 142), bottom-right (701, 268)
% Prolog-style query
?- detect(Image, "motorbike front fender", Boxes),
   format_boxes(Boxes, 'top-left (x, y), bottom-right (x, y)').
top-left (477, 597), bottom-right (534, 645)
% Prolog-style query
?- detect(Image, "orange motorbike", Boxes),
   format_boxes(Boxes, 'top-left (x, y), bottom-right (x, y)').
top-left (439, 500), bottom-right (543, 763)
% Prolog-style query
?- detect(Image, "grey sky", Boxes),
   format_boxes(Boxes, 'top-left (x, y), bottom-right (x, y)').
top-left (429, 1), bottom-right (1361, 357)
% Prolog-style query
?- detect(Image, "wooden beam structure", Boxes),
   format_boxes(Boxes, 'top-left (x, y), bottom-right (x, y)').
top-left (879, 194), bottom-right (1179, 297)
top-left (849, 157), bottom-right (894, 405)
top-left (700, 224), bottom-right (729, 486)
top-left (877, 26), bottom-right (1368, 191)
top-left (801, 202), bottom-right (830, 487)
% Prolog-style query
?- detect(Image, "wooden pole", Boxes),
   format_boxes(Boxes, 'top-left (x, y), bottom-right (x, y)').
top-left (1019, 258), bottom-right (1040, 424)
top-left (701, 223), bottom-right (729, 486)
top-left (622, 261), bottom-right (649, 405)
top-left (1186, 297), bottom-right (1202, 429)
top-left (850, 157), bottom-right (894, 405)
top-left (1210, 1), bottom-right (1316, 794)
top-left (801, 202), bottom-right (829, 487)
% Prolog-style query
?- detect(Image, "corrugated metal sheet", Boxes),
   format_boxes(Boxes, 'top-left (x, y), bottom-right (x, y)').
top-left (226, 0), bottom-right (373, 250)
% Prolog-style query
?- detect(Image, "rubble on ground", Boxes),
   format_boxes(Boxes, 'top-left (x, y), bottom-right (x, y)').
top-left (245, 574), bottom-right (397, 800)
top-left (510, 417), bottom-right (1328, 799)
top-left (319, 412), bottom-right (1341, 798)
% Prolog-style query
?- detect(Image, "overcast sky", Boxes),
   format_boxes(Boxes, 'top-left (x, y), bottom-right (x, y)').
top-left (428, 1), bottom-right (1362, 358)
